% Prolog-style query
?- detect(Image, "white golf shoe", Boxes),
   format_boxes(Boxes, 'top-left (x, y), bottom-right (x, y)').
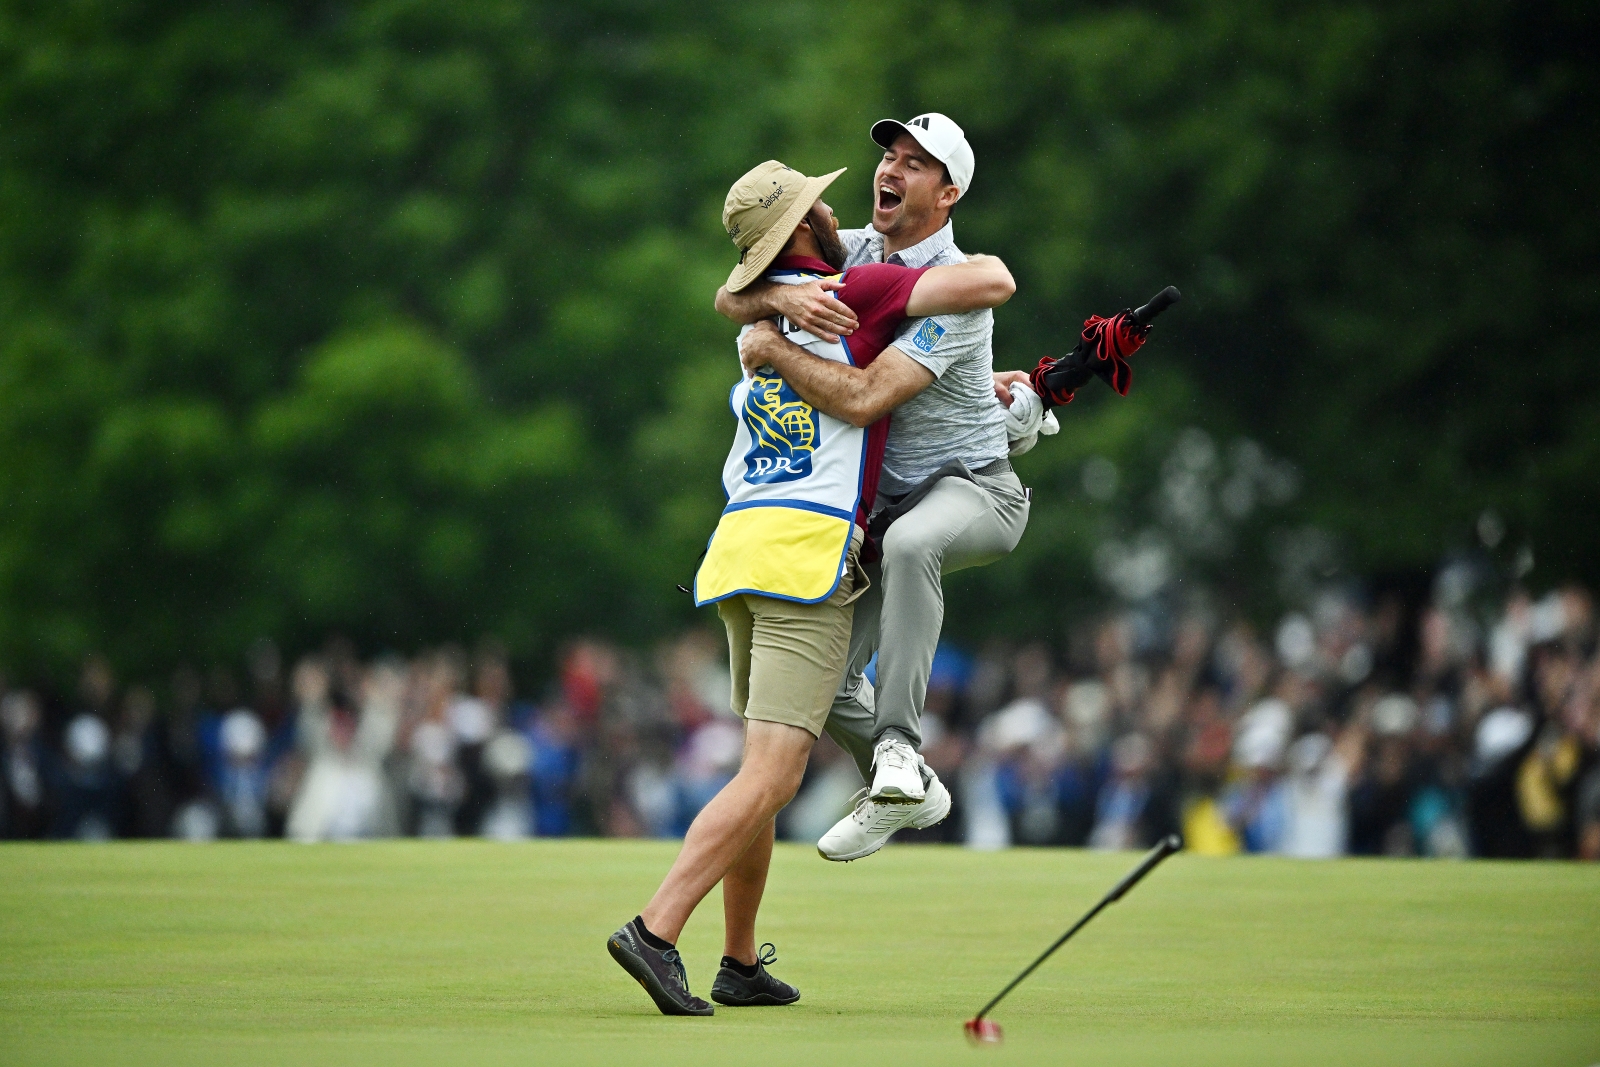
top-left (816, 771), bottom-right (951, 862)
top-left (869, 736), bottom-right (926, 803)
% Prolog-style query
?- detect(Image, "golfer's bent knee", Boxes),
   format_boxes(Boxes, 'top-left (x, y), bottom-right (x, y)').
top-left (882, 528), bottom-right (941, 574)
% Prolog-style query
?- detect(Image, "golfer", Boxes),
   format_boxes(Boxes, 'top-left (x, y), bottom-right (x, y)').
top-left (608, 159), bottom-right (1016, 1016)
top-left (720, 114), bottom-right (1032, 859)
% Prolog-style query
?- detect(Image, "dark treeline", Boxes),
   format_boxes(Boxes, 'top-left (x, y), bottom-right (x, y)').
top-left (0, 0), bottom-right (1595, 685)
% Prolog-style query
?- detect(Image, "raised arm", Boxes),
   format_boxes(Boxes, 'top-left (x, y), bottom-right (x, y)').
top-left (740, 322), bottom-right (933, 429)
top-left (715, 279), bottom-right (859, 343)
top-left (904, 254), bottom-right (1015, 317)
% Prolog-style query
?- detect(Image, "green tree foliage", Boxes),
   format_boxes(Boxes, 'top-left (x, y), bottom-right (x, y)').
top-left (0, 0), bottom-right (1593, 681)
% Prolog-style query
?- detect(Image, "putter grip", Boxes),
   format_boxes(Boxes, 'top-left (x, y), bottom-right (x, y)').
top-left (1105, 834), bottom-right (1181, 902)
top-left (1131, 286), bottom-right (1181, 327)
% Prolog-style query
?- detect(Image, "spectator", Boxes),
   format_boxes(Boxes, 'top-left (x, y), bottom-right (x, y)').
top-left (1, 690), bottom-right (48, 838)
top-left (1223, 700), bottom-right (1292, 853)
top-left (1282, 727), bottom-right (1361, 858)
top-left (113, 686), bottom-right (175, 838)
top-left (286, 657), bottom-right (401, 842)
top-left (218, 708), bottom-right (269, 838)
top-left (1089, 734), bottom-right (1157, 851)
top-left (53, 711), bottom-right (117, 840)
top-left (1348, 695), bottom-right (1423, 855)
top-left (479, 728), bottom-right (533, 840)
top-left (527, 704), bottom-right (582, 837)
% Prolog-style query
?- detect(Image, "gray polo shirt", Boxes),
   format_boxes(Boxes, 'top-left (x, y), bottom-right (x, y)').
top-left (840, 222), bottom-right (1008, 497)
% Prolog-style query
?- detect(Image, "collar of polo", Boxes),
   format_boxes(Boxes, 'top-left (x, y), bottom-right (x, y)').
top-left (876, 221), bottom-right (956, 268)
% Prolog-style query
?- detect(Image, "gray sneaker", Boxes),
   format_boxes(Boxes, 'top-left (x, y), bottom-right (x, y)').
top-left (607, 918), bottom-right (714, 1016)
top-left (710, 943), bottom-right (800, 1006)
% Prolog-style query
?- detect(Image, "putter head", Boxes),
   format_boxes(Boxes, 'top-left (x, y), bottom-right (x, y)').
top-left (964, 1018), bottom-right (1003, 1045)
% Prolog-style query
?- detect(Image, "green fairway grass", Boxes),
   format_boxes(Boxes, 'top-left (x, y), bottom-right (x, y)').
top-left (1, 841), bottom-right (1596, 1066)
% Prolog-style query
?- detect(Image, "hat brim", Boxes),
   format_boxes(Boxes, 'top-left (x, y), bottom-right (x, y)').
top-left (725, 167), bottom-right (846, 293)
top-left (870, 119), bottom-right (913, 151)
top-left (871, 119), bottom-right (969, 197)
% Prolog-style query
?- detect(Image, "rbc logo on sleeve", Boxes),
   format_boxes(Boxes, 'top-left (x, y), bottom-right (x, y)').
top-left (911, 319), bottom-right (946, 355)
top-left (741, 376), bottom-right (817, 484)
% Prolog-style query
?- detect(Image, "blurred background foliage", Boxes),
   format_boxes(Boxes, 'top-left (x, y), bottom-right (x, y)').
top-left (0, 0), bottom-right (1594, 683)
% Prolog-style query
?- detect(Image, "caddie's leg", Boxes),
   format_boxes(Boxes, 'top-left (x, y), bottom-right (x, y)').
top-left (874, 471), bottom-right (1030, 751)
top-left (647, 536), bottom-right (861, 944)
top-left (713, 596), bottom-right (775, 965)
top-left (642, 719), bottom-right (812, 944)
top-left (720, 816), bottom-right (775, 966)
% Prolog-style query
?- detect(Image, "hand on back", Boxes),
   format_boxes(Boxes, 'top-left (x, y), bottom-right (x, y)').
top-left (739, 320), bottom-right (784, 375)
top-left (772, 279), bottom-right (857, 343)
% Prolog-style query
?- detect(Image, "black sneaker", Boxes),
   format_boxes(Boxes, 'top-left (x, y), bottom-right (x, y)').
top-left (710, 943), bottom-right (800, 1006)
top-left (607, 918), bottom-right (714, 1016)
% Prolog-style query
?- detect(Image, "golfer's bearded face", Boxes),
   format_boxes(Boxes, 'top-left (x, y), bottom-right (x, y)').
top-left (873, 133), bottom-right (958, 237)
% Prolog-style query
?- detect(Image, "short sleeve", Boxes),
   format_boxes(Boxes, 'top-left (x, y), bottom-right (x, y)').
top-left (892, 314), bottom-right (964, 378)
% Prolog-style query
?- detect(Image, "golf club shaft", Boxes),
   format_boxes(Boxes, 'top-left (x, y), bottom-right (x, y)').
top-left (974, 835), bottom-right (1180, 1021)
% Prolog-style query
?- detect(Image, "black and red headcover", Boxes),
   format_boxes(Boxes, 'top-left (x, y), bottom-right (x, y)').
top-left (1028, 310), bottom-right (1148, 408)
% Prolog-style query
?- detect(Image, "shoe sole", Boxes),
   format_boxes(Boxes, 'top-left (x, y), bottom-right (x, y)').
top-left (818, 786), bottom-right (951, 862)
top-left (869, 785), bottom-right (925, 804)
top-left (910, 784), bottom-right (953, 830)
top-left (817, 835), bottom-right (890, 862)
top-left (607, 936), bottom-right (714, 1017)
top-left (711, 988), bottom-right (801, 1007)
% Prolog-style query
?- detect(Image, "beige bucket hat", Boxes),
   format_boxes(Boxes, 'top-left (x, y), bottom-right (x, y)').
top-left (722, 160), bottom-right (846, 292)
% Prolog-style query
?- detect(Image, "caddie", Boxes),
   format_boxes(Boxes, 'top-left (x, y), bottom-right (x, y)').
top-left (608, 159), bottom-right (1015, 1016)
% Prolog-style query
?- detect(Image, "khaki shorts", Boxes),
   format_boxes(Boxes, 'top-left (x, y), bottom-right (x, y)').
top-left (717, 530), bottom-right (867, 738)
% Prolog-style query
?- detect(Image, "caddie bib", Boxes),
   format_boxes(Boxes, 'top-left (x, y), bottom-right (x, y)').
top-left (693, 269), bottom-right (866, 605)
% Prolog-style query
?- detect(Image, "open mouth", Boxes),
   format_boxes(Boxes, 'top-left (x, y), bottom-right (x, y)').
top-left (877, 185), bottom-right (903, 213)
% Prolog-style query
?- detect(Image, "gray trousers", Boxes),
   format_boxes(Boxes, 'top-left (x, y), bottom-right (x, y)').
top-left (823, 469), bottom-right (1030, 782)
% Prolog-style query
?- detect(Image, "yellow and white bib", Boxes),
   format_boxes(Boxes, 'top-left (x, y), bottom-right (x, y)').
top-left (693, 271), bottom-right (865, 605)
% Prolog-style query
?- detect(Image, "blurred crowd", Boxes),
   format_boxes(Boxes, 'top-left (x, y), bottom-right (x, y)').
top-left (3, 569), bottom-right (1598, 861)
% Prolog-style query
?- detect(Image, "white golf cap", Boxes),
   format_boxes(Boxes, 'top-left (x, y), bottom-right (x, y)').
top-left (870, 112), bottom-right (974, 197)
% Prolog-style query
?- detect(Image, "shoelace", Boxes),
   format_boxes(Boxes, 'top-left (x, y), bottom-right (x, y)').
top-left (846, 787), bottom-right (873, 825)
top-left (874, 740), bottom-right (921, 784)
top-left (847, 787), bottom-right (911, 831)
top-left (661, 947), bottom-right (690, 993)
top-left (757, 943), bottom-right (777, 967)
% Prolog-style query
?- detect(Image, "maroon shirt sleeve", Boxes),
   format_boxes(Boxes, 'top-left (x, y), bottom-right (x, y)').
top-left (835, 262), bottom-right (930, 368)
top-left (828, 261), bottom-right (930, 534)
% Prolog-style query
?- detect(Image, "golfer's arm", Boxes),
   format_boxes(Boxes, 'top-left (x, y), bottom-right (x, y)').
top-left (748, 333), bottom-right (933, 429)
top-left (904, 255), bottom-right (1015, 317)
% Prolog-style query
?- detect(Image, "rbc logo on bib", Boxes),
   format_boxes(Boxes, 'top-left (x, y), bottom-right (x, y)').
top-left (741, 376), bottom-right (817, 484)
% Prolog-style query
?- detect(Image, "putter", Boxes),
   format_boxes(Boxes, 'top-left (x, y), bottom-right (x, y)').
top-left (964, 834), bottom-right (1182, 1045)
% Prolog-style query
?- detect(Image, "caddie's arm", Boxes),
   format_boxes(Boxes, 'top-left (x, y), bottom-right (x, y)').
top-left (715, 279), bottom-right (860, 344)
top-left (742, 323), bottom-right (933, 429)
top-left (738, 256), bottom-right (1016, 429)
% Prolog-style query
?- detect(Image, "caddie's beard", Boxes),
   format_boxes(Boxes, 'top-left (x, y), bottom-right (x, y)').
top-left (811, 209), bottom-right (848, 271)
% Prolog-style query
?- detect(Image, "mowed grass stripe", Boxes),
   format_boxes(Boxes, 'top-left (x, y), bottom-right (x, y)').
top-left (0, 840), bottom-right (1596, 1066)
